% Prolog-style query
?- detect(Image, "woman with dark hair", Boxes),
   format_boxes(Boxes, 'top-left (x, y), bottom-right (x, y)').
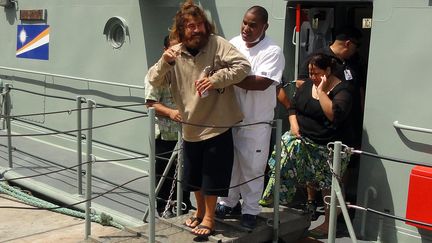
top-left (261, 53), bottom-right (352, 236)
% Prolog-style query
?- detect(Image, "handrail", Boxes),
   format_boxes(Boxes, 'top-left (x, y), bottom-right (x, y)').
top-left (393, 121), bottom-right (432, 134)
top-left (0, 65), bottom-right (144, 89)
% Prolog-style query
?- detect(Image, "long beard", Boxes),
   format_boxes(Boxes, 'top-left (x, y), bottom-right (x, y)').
top-left (184, 33), bottom-right (209, 50)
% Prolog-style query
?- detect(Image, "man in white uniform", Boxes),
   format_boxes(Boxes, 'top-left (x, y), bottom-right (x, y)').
top-left (216, 5), bottom-right (285, 230)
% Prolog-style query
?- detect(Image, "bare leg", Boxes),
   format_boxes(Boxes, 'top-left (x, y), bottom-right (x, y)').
top-left (203, 195), bottom-right (217, 226)
top-left (194, 191), bottom-right (206, 219)
top-left (306, 182), bottom-right (316, 201)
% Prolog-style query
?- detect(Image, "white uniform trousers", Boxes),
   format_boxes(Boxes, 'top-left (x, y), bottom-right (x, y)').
top-left (219, 123), bottom-right (271, 215)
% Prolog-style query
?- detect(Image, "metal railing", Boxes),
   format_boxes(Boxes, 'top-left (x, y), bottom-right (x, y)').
top-left (327, 141), bottom-right (432, 243)
top-left (8, 80), bottom-right (432, 243)
top-left (0, 84), bottom-right (156, 241)
top-left (0, 83), bottom-right (285, 243)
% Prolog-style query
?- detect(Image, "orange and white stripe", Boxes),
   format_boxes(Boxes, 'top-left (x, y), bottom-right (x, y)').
top-left (16, 27), bottom-right (50, 56)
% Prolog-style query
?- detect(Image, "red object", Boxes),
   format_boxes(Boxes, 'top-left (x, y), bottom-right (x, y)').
top-left (296, 4), bottom-right (300, 32)
top-left (406, 166), bottom-right (432, 230)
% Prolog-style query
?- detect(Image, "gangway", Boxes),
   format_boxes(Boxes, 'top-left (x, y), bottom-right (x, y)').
top-left (89, 208), bottom-right (309, 243)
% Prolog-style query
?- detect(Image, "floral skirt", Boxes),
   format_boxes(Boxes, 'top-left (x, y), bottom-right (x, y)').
top-left (259, 132), bottom-right (350, 206)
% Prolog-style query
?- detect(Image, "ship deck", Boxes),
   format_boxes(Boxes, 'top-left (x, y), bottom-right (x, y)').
top-left (0, 130), bottom-right (370, 242)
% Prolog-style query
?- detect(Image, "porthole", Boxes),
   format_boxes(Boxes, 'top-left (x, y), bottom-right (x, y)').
top-left (103, 17), bottom-right (129, 49)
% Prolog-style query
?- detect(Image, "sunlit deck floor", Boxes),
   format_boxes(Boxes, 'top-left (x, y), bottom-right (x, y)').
top-left (88, 207), bottom-right (373, 243)
top-left (89, 207), bottom-right (310, 243)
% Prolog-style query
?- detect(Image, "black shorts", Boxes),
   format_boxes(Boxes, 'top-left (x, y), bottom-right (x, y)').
top-left (182, 129), bottom-right (234, 196)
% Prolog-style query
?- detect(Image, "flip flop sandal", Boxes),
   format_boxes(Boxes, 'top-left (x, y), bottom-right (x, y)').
top-left (184, 216), bottom-right (202, 228)
top-left (192, 224), bottom-right (214, 238)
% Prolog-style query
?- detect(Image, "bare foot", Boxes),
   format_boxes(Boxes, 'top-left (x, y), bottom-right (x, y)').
top-left (192, 219), bottom-right (214, 237)
top-left (185, 215), bottom-right (202, 228)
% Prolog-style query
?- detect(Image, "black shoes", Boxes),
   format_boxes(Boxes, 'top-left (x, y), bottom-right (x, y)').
top-left (215, 202), bottom-right (257, 230)
top-left (215, 202), bottom-right (242, 218)
top-left (305, 200), bottom-right (319, 221)
top-left (215, 202), bottom-right (258, 230)
top-left (241, 214), bottom-right (257, 230)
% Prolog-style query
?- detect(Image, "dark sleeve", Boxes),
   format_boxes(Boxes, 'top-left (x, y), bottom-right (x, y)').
top-left (356, 60), bottom-right (367, 89)
top-left (288, 105), bottom-right (296, 116)
top-left (331, 88), bottom-right (352, 126)
top-left (288, 81), bottom-right (306, 116)
top-left (347, 55), bottom-right (367, 89)
top-left (287, 93), bottom-right (297, 116)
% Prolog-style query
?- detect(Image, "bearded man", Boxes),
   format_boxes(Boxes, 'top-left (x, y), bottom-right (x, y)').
top-left (147, 0), bottom-right (251, 238)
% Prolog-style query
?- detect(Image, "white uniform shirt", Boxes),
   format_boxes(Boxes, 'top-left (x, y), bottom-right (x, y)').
top-left (230, 35), bottom-right (285, 124)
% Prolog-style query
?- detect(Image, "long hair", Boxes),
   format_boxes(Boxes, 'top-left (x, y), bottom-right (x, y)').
top-left (170, 0), bottom-right (215, 42)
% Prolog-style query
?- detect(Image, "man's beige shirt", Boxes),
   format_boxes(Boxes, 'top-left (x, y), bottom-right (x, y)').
top-left (147, 35), bottom-right (251, 142)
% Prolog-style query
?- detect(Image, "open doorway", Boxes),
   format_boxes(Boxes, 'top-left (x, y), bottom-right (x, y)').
top-left (282, 0), bottom-right (373, 219)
